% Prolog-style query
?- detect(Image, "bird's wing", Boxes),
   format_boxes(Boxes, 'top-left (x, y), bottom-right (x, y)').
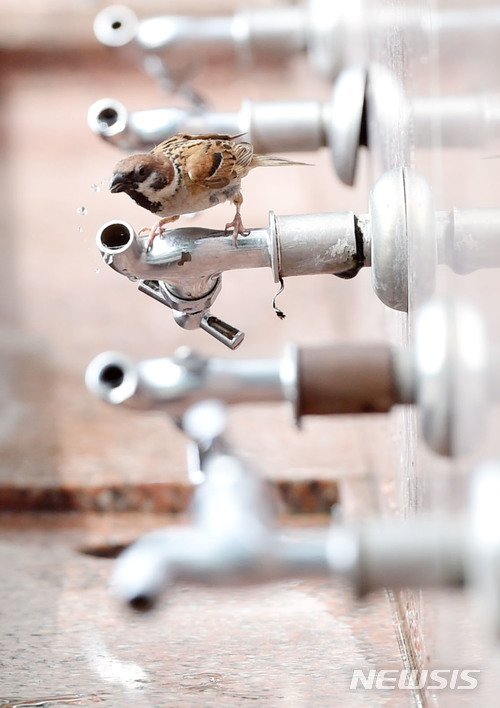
top-left (154, 134), bottom-right (254, 189)
top-left (189, 140), bottom-right (254, 188)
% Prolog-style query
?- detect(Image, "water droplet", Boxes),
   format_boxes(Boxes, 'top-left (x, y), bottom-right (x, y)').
top-left (95, 268), bottom-right (101, 275)
top-left (77, 206), bottom-right (87, 216)
top-left (91, 183), bottom-right (100, 193)
top-left (77, 226), bottom-right (83, 233)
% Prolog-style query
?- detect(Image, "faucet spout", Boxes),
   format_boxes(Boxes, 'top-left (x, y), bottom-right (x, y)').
top-left (96, 219), bottom-right (270, 288)
top-left (93, 5), bottom-right (308, 67)
top-left (110, 400), bottom-right (329, 610)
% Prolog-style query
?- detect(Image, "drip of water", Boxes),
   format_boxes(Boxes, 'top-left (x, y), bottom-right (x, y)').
top-left (76, 206), bottom-right (87, 216)
top-left (77, 226), bottom-right (83, 233)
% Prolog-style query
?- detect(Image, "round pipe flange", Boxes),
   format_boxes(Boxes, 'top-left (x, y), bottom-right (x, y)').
top-left (366, 63), bottom-right (410, 172)
top-left (327, 65), bottom-right (367, 187)
top-left (404, 169), bottom-right (437, 309)
top-left (415, 298), bottom-right (488, 456)
top-left (370, 167), bottom-right (436, 312)
top-left (369, 168), bottom-right (408, 312)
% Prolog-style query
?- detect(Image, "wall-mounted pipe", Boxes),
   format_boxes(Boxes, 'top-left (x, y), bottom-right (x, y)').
top-left (85, 343), bottom-right (407, 420)
top-left (89, 65), bottom-right (500, 186)
top-left (94, 3), bottom-right (500, 87)
top-left (95, 168), bottom-right (500, 343)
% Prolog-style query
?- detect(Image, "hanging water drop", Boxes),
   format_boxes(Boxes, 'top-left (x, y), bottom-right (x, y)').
top-left (91, 183), bottom-right (101, 193)
top-left (77, 226), bottom-right (83, 233)
top-left (77, 206), bottom-right (88, 216)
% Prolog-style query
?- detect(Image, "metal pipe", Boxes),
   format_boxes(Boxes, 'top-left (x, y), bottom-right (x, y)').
top-left (85, 343), bottom-right (408, 418)
top-left (95, 200), bottom-right (500, 335)
top-left (94, 3), bottom-right (500, 88)
top-left (93, 4), bottom-right (307, 64)
top-left (94, 211), bottom-right (363, 346)
top-left (110, 455), bottom-right (500, 638)
top-left (88, 83), bottom-right (500, 187)
top-left (436, 208), bottom-right (500, 276)
top-left (109, 431), bottom-right (469, 609)
top-left (109, 490), bottom-right (467, 610)
top-left (110, 513), bottom-right (465, 610)
top-left (95, 220), bottom-right (271, 288)
top-left (85, 348), bottom-right (286, 416)
top-left (88, 97), bottom-right (326, 153)
top-left (411, 93), bottom-right (500, 149)
top-left (329, 520), bottom-right (465, 596)
top-left (86, 298), bottom-right (490, 458)
top-left (96, 212), bottom-right (362, 285)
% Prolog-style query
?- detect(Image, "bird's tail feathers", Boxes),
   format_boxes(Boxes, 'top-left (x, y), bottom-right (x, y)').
top-left (251, 154), bottom-right (311, 167)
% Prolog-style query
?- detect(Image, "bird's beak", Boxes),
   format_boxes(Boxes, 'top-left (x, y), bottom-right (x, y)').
top-left (109, 172), bottom-right (130, 193)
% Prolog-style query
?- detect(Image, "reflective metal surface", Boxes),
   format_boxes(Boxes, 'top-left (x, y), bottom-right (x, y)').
top-left (94, 2), bottom-right (500, 87)
top-left (95, 177), bottom-right (500, 344)
top-left (94, 211), bottom-right (364, 344)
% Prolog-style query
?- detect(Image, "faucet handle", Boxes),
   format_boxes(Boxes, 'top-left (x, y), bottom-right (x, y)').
top-left (138, 279), bottom-right (244, 350)
top-left (172, 310), bottom-right (245, 350)
top-left (200, 314), bottom-right (245, 350)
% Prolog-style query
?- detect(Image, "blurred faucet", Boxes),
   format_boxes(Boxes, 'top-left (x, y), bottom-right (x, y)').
top-left (109, 399), bottom-right (330, 610)
top-left (110, 474), bottom-right (465, 612)
top-left (94, 3), bottom-right (500, 89)
top-left (85, 296), bottom-right (492, 458)
top-left (85, 342), bottom-right (406, 420)
top-left (89, 65), bottom-right (500, 185)
top-left (87, 70), bottom-right (366, 186)
top-left (110, 402), bottom-right (500, 642)
top-left (93, 1), bottom-right (346, 86)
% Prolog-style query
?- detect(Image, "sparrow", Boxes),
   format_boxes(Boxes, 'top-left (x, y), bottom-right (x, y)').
top-left (109, 133), bottom-right (306, 249)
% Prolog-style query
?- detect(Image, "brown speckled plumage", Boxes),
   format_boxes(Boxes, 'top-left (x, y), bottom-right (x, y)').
top-left (110, 133), bottom-right (306, 249)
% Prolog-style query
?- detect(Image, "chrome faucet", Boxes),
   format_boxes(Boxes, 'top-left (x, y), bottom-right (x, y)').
top-left (93, 3), bottom-right (500, 90)
top-left (86, 297), bottom-right (491, 458)
top-left (89, 64), bottom-right (500, 186)
top-left (95, 168), bottom-right (500, 346)
top-left (109, 393), bottom-right (500, 641)
top-left (93, 1), bottom-right (345, 86)
top-left (110, 399), bottom-right (318, 610)
top-left (95, 209), bottom-right (365, 349)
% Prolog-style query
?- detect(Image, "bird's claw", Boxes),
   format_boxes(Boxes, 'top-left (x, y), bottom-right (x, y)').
top-left (225, 215), bottom-right (249, 246)
top-left (139, 223), bottom-right (166, 253)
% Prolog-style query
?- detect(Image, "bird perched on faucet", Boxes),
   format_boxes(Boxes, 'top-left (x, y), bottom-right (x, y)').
top-left (109, 133), bottom-right (306, 250)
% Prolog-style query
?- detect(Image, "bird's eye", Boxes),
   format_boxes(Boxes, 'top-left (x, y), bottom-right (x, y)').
top-left (135, 165), bottom-right (149, 180)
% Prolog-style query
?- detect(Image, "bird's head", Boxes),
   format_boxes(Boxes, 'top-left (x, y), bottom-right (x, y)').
top-left (110, 153), bottom-right (176, 203)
